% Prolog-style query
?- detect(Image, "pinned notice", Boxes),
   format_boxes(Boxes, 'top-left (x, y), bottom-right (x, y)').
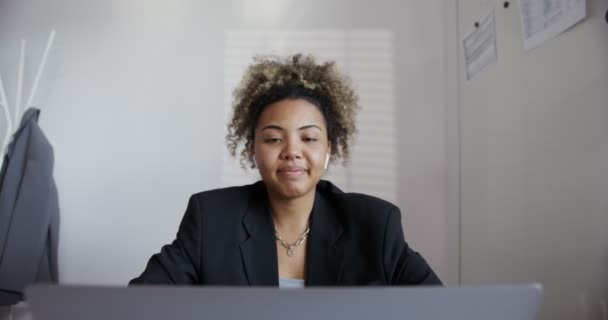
top-left (463, 10), bottom-right (498, 80)
top-left (519, 0), bottom-right (586, 50)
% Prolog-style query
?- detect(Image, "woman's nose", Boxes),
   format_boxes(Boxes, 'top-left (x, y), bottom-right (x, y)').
top-left (281, 139), bottom-right (302, 160)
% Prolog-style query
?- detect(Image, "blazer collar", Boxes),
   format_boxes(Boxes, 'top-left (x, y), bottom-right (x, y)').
top-left (239, 181), bottom-right (278, 286)
top-left (305, 182), bottom-right (345, 285)
top-left (239, 180), bottom-right (345, 286)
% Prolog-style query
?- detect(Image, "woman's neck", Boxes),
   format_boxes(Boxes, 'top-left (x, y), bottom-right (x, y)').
top-left (268, 190), bottom-right (314, 241)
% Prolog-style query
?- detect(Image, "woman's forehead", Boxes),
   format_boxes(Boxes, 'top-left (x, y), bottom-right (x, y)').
top-left (257, 98), bottom-right (326, 129)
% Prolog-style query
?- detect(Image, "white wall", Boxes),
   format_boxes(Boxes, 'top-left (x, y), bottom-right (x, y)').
top-left (457, 1), bottom-right (608, 319)
top-left (0, 0), bottom-right (454, 285)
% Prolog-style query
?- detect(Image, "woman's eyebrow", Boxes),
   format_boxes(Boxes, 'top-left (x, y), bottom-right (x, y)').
top-left (260, 124), bottom-right (322, 131)
top-left (298, 125), bottom-right (322, 131)
top-left (261, 125), bottom-right (285, 132)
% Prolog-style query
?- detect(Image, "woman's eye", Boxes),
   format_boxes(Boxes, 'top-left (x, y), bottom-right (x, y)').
top-left (265, 138), bottom-right (281, 143)
top-left (303, 137), bottom-right (318, 142)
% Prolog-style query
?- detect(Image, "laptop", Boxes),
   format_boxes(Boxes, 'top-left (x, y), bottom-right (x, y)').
top-left (25, 283), bottom-right (543, 320)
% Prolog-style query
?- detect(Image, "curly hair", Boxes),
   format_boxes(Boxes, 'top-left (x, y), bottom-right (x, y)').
top-left (226, 53), bottom-right (359, 169)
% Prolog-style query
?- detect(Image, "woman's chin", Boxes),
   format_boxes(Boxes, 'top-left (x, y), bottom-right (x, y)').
top-left (271, 180), bottom-right (313, 200)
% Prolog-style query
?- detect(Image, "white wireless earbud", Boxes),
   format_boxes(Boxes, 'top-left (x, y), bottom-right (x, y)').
top-left (324, 153), bottom-right (330, 171)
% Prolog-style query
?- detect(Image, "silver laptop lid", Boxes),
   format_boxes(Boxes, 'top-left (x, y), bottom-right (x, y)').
top-left (26, 283), bottom-right (543, 320)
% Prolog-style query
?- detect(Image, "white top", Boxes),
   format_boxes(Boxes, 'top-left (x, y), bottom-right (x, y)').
top-left (279, 278), bottom-right (305, 289)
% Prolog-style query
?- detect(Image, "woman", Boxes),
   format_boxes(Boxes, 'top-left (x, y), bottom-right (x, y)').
top-left (130, 54), bottom-right (441, 287)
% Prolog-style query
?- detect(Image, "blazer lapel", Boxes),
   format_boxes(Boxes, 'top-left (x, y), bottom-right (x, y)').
top-left (239, 182), bottom-right (279, 286)
top-left (306, 187), bottom-right (345, 286)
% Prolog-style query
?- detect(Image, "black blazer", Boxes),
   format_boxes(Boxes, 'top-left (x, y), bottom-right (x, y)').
top-left (130, 180), bottom-right (441, 286)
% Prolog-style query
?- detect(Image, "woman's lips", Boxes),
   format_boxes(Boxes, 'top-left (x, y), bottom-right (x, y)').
top-left (277, 166), bottom-right (307, 177)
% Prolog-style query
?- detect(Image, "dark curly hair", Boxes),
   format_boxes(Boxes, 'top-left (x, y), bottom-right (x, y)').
top-left (226, 53), bottom-right (359, 169)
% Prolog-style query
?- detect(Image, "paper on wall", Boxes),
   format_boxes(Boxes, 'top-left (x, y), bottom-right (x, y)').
top-left (463, 10), bottom-right (498, 80)
top-left (519, 0), bottom-right (586, 50)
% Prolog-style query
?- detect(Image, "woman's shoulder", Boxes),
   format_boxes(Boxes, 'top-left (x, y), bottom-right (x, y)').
top-left (316, 180), bottom-right (398, 218)
top-left (192, 181), bottom-right (257, 197)
top-left (189, 181), bottom-right (264, 209)
top-left (316, 180), bottom-right (402, 238)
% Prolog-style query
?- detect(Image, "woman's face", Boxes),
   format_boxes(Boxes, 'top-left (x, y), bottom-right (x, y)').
top-left (253, 98), bottom-right (330, 200)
